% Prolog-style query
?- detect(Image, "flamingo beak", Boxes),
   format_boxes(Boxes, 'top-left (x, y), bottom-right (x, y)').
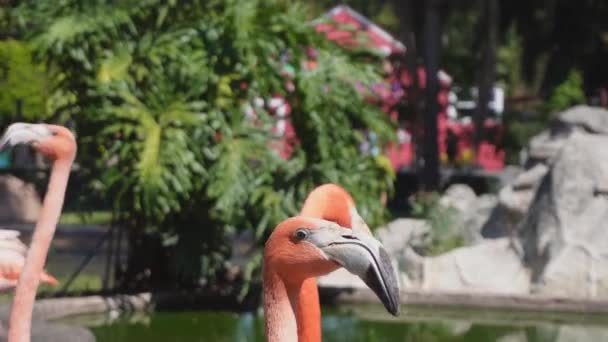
top-left (0, 123), bottom-right (53, 150)
top-left (349, 207), bottom-right (372, 235)
top-left (307, 224), bottom-right (401, 316)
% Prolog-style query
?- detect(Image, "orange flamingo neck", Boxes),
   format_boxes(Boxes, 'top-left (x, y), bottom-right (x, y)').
top-left (263, 266), bottom-right (302, 342)
top-left (8, 159), bottom-right (72, 342)
top-left (293, 184), bottom-right (355, 342)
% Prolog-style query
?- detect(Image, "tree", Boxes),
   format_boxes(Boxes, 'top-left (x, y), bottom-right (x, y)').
top-left (0, 40), bottom-right (50, 123)
top-left (13, 0), bottom-right (395, 292)
top-left (500, 1), bottom-right (608, 99)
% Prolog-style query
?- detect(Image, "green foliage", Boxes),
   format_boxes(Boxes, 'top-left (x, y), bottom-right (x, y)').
top-left (442, 5), bottom-right (480, 87)
top-left (59, 211), bottom-right (112, 225)
top-left (502, 117), bottom-right (545, 165)
top-left (0, 39), bottom-right (50, 123)
top-left (409, 192), bottom-right (464, 256)
top-left (497, 25), bottom-right (524, 96)
top-left (545, 69), bottom-right (585, 114)
top-left (14, 0), bottom-right (395, 291)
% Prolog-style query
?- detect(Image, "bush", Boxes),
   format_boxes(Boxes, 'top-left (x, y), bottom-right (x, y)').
top-left (502, 114), bottom-right (545, 165)
top-left (545, 69), bottom-right (585, 114)
top-left (0, 39), bottom-right (50, 123)
top-left (14, 0), bottom-right (395, 292)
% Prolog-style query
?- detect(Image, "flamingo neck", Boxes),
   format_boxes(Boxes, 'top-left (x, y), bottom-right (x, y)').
top-left (264, 267), bottom-right (304, 342)
top-left (294, 192), bottom-right (353, 342)
top-left (296, 277), bottom-right (321, 342)
top-left (8, 159), bottom-right (72, 342)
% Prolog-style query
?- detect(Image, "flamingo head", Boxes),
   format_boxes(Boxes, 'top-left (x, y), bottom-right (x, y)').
top-left (265, 216), bottom-right (400, 316)
top-left (0, 123), bottom-right (76, 162)
top-left (302, 183), bottom-right (372, 233)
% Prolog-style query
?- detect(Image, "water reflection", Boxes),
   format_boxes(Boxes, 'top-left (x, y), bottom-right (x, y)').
top-left (67, 305), bottom-right (608, 342)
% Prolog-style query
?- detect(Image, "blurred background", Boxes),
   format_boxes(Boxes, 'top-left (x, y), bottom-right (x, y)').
top-left (0, 0), bottom-right (607, 341)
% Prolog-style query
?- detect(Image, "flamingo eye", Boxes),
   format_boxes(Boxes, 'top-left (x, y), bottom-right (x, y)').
top-left (294, 228), bottom-right (309, 241)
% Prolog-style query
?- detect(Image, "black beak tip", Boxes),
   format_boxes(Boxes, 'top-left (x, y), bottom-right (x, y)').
top-left (383, 284), bottom-right (400, 316)
top-left (363, 264), bottom-right (401, 317)
top-left (384, 295), bottom-right (401, 317)
top-left (388, 297), bottom-right (400, 316)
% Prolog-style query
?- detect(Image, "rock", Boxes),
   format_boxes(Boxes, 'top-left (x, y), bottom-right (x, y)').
top-left (479, 204), bottom-right (517, 241)
top-left (481, 164), bottom-right (550, 240)
top-left (398, 246), bottom-right (424, 287)
top-left (327, 123), bottom-right (608, 299)
top-left (497, 164), bottom-right (547, 221)
top-left (419, 238), bottom-right (530, 295)
top-left (524, 105), bottom-right (608, 167)
top-left (557, 105), bottom-right (608, 134)
top-left (373, 219), bottom-right (435, 286)
top-left (526, 130), bottom-right (566, 164)
top-left (375, 218), bottom-right (431, 256)
top-left (439, 184), bottom-right (477, 214)
top-left (466, 194), bottom-right (499, 242)
top-left (518, 132), bottom-right (608, 298)
top-left (495, 165), bottom-right (524, 189)
top-left (438, 184), bottom-right (503, 243)
top-left (0, 175), bottom-right (41, 223)
top-left (326, 106), bottom-right (608, 300)
top-left (510, 163), bottom-right (550, 191)
top-left (437, 184), bottom-right (480, 243)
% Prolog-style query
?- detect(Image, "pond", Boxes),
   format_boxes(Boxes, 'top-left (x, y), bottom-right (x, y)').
top-left (62, 304), bottom-right (608, 342)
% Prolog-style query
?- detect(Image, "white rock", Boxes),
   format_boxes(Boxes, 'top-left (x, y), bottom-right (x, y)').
top-left (421, 238), bottom-right (530, 295)
top-left (439, 184), bottom-right (477, 214)
top-left (557, 105), bottom-right (608, 134)
top-left (520, 132), bottom-right (608, 298)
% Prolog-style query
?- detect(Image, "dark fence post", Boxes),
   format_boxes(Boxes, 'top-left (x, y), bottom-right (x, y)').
top-left (474, 0), bottom-right (498, 149)
top-left (422, 0), bottom-right (442, 191)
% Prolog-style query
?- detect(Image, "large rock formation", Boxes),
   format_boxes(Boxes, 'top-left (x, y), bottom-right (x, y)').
top-left (419, 238), bottom-right (530, 295)
top-left (423, 105), bottom-right (608, 299)
top-left (518, 132), bottom-right (608, 298)
top-left (558, 105), bottom-right (608, 134)
top-left (320, 105), bottom-right (608, 300)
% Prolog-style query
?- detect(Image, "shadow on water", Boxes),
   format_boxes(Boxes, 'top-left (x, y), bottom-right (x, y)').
top-left (60, 304), bottom-right (608, 342)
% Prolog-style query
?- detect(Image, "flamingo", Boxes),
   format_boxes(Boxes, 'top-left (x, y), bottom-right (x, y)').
top-left (0, 228), bottom-right (58, 292)
top-left (0, 123), bottom-right (76, 342)
top-left (264, 215), bottom-right (400, 342)
top-left (296, 184), bottom-right (371, 341)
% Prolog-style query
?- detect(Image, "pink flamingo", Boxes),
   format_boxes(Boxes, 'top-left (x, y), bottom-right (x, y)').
top-left (0, 228), bottom-right (58, 292)
top-left (0, 123), bottom-right (76, 342)
top-left (264, 215), bottom-right (400, 342)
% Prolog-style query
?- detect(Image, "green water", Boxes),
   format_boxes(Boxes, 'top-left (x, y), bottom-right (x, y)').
top-left (65, 305), bottom-right (608, 342)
